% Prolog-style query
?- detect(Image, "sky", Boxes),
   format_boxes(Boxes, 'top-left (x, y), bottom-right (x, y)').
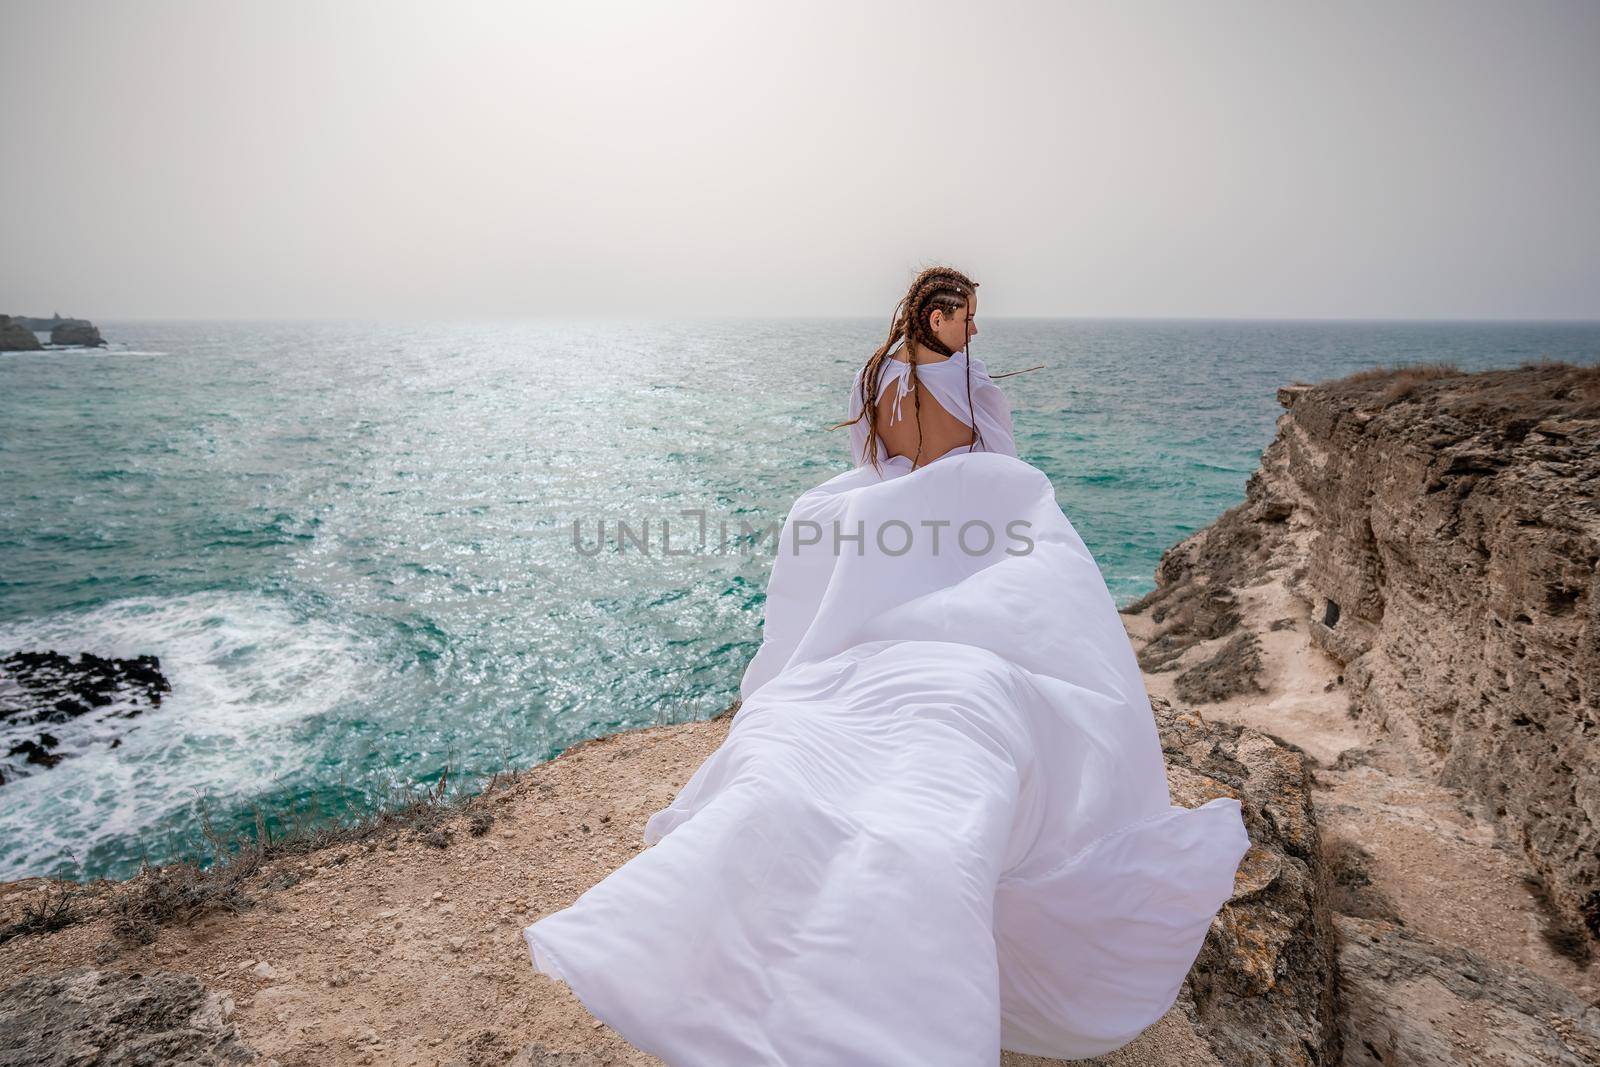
top-left (2, 0), bottom-right (1597, 321)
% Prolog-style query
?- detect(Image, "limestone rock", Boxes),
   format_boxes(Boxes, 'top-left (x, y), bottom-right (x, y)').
top-left (0, 966), bottom-right (260, 1064)
top-left (1174, 631), bottom-right (1268, 704)
top-left (1132, 362), bottom-right (1600, 946)
top-left (1336, 912), bottom-right (1600, 1065)
top-left (1273, 366), bottom-right (1599, 942)
top-left (1155, 699), bottom-right (1343, 1066)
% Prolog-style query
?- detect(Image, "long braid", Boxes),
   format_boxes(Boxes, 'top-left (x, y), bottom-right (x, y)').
top-left (837, 294), bottom-right (910, 476)
top-left (908, 358), bottom-right (924, 468)
top-left (965, 352), bottom-right (986, 454)
top-left (829, 266), bottom-right (984, 473)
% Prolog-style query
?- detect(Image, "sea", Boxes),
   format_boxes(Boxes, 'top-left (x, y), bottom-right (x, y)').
top-left (3, 318), bottom-right (1597, 883)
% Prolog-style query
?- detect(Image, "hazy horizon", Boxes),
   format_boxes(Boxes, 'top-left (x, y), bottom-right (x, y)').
top-left (27, 313), bottom-right (1600, 325)
top-left (4, 0), bottom-right (1598, 321)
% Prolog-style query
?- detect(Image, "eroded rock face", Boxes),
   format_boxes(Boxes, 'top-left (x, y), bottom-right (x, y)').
top-left (1276, 368), bottom-right (1599, 944)
top-left (1335, 912), bottom-right (1600, 1066)
top-left (1154, 699), bottom-right (1343, 1067)
top-left (1134, 364), bottom-right (1600, 947)
top-left (0, 315), bottom-right (43, 352)
top-left (1174, 631), bottom-right (1267, 704)
top-left (0, 967), bottom-right (259, 1064)
top-left (1125, 438), bottom-right (1302, 699)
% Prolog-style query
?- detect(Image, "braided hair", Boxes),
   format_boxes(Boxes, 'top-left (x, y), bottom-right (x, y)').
top-left (830, 266), bottom-right (985, 474)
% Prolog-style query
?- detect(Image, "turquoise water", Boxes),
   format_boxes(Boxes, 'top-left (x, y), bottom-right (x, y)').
top-left (3, 318), bottom-right (1597, 882)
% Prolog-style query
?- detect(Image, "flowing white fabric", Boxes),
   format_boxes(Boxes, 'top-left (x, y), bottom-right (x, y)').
top-left (524, 358), bottom-right (1251, 1064)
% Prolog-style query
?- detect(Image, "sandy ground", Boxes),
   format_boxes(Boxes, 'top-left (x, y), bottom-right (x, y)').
top-left (1, 722), bottom-right (726, 1066)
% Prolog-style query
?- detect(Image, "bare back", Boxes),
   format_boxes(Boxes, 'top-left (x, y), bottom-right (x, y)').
top-left (874, 360), bottom-right (976, 467)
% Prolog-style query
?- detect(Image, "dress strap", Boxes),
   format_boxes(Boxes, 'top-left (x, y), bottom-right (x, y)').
top-left (878, 360), bottom-right (914, 426)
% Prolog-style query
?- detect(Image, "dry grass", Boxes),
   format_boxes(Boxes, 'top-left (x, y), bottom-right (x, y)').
top-left (0, 880), bottom-right (83, 946)
top-left (1337, 359), bottom-right (1464, 385)
top-left (652, 694), bottom-right (729, 726)
top-left (1333, 361), bottom-right (1464, 405)
top-left (1324, 359), bottom-right (1600, 421)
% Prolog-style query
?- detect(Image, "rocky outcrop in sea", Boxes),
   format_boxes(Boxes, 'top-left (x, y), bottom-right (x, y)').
top-left (0, 313), bottom-right (107, 349)
top-left (0, 315), bottom-right (43, 352)
top-left (0, 651), bottom-right (172, 786)
top-left (49, 319), bottom-right (106, 347)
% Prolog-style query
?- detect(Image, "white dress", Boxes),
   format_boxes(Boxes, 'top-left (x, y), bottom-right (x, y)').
top-left (524, 348), bottom-right (1251, 1064)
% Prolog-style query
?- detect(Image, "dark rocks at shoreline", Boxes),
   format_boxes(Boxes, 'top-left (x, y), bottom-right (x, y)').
top-left (0, 651), bottom-right (172, 786)
top-left (1, 313), bottom-right (107, 350)
top-left (0, 315), bottom-right (43, 351)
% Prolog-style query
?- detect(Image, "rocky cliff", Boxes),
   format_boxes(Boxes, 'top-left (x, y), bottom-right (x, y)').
top-left (0, 702), bottom-right (1337, 1067)
top-left (1138, 361), bottom-right (1599, 943)
top-left (1287, 366), bottom-right (1598, 944)
top-left (1126, 359), bottom-right (1600, 1063)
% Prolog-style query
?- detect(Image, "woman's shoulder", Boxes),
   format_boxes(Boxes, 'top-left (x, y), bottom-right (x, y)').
top-left (964, 352), bottom-right (997, 379)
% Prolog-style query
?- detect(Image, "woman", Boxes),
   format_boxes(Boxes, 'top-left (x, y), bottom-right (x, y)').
top-left (524, 267), bottom-right (1252, 1065)
top-left (841, 265), bottom-right (1016, 472)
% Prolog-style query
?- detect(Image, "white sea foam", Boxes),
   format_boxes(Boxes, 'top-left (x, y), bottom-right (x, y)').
top-left (0, 591), bottom-right (374, 880)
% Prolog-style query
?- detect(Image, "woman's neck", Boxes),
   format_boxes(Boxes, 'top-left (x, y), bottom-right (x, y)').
top-left (900, 340), bottom-right (957, 365)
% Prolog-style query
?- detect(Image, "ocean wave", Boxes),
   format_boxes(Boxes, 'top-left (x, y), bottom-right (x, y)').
top-left (0, 590), bottom-right (376, 880)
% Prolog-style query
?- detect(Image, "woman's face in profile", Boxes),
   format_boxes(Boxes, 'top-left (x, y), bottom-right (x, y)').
top-left (931, 296), bottom-right (978, 353)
